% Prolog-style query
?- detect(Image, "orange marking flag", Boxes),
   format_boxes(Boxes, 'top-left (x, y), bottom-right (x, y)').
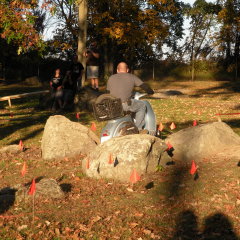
top-left (158, 122), bottom-right (164, 132)
top-left (193, 120), bottom-right (198, 126)
top-left (166, 142), bottom-right (173, 151)
top-left (86, 158), bottom-right (90, 169)
top-left (190, 160), bottom-right (197, 175)
top-left (21, 162), bottom-right (27, 177)
top-left (90, 122), bottom-right (97, 131)
top-left (76, 112), bottom-right (80, 119)
top-left (28, 178), bottom-right (36, 195)
top-left (130, 169), bottom-right (141, 184)
top-left (19, 140), bottom-right (24, 151)
top-left (170, 122), bottom-right (176, 130)
top-left (108, 153), bottom-right (114, 164)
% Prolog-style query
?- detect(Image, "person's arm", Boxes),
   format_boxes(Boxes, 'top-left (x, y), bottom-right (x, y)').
top-left (133, 75), bottom-right (154, 95)
top-left (139, 83), bottom-right (154, 95)
top-left (92, 51), bottom-right (100, 59)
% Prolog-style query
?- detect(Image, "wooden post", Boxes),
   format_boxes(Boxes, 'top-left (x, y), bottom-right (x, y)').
top-left (7, 97), bottom-right (11, 108)
top-left (77, 0), bottom-right (88, 87)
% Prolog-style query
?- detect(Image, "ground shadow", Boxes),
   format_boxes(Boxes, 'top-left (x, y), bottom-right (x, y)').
top-left (59, 183), bottom-right (72, 193)
top-left (171, 210), bottom-right (239, 240)
top-left (202, 213), bottom-right (239, 240)
top-left (0, 187), bottom-right (16, 214)
top-left (188, 81), bottom-right (240, 99)
top-left (171, 210), bottom-right (200, 240)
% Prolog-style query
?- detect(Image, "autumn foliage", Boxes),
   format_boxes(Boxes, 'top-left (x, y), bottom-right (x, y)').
top-left (0, 0), bottom-right (43, 53)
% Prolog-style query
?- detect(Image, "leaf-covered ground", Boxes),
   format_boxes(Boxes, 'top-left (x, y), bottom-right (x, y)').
top-left (0, 80), bottom-right (240, 239)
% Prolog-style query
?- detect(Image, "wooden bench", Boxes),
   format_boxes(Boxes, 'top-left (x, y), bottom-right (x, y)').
top-left (0, 90), bottom-right (49, 108)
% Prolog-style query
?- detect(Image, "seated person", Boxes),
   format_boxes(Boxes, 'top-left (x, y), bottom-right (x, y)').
top-left (50, 68), bottom-right (63, 111)
top-left (106, 62), bottom-right (154, 132)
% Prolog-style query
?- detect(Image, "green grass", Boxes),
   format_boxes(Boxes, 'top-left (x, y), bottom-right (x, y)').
top-left (0, 81), bottom-right (240, 239)
top-left (2, 80), bottom-right (240, 147)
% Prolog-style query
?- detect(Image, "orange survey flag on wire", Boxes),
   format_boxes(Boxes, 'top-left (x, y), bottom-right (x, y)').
top-left (158, 122), bottom-right (164, 131)
top-left (166, 142), bottom-right (173, 151)
top-left (21, 162), bottom-right (27, 177)
top-left (90, 122), bottom-right (97, 131)
top-left (28, 178), bottom-right (36, 195)
top-left (19, 140), bottom-right (24, 151)
top-left (86, 158), bottom-right (90, 169)
top-left (193, 120), bottom-right (198, 126)
top-left (130, 169), bottom-right (141, 184)
top-left (170, 122), bottom-right (176, 130)
top-left (190, 160), bottom-right (197, 175)
top-left (108, 153), bottom-right (114, 164)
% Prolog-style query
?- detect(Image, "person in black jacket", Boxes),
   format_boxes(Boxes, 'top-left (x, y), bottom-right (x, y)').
top-left (50, 68), bottom-right (63, 111)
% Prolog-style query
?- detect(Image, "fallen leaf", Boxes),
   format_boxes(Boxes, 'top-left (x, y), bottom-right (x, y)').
top-left (129, 222), bottom-right (138, 228)
top-left (55, 228), bottom-right (60, 235)
top-left (79, 224), bottom-right (89, 232)
top-left (134, 212), bottom-right (144, 217)
top-left (104, 216), bottom-right (112, 221)
top-left (143, 229), bottom-right (152, 235)
top-left (91, 216), bottom-right (101, 223)
top-left (126, 187), bottom-right (134, 192)
top-left (17, 225), bottom-right (27, 231)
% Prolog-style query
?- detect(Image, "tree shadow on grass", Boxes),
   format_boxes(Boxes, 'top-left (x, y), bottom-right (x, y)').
top-left (171, 210), bottom-right (239, 240)
top-left (0, 114), bottom-right (50, 144)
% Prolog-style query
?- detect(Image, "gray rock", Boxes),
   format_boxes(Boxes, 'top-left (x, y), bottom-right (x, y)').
top-left (82, 134), bottom-right (170, 182)
top-left (166, 122), bottom-right (240, 161)
top-left (24, 76), bottom-right (42, 86)
top-left (15, 178), bottom-right (64, 201)
top-left (0, 144), bottom-right (21, 154)
top-left (74, 86), bottom-right (102, 111)
top-left (0, 178), bottom-right (65, 210)
top-left (41, 115), bottom-right (100, 160)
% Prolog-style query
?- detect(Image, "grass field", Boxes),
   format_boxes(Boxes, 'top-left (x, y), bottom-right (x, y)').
top-left (0, 80), bottom-right (240, 239)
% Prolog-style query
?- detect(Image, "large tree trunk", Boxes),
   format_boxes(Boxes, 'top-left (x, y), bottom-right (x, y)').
top-left (190, 39), bottom-right (195, 81)
top-left (103, 39), bottom-right (115, 76)
top-left (234, 33), bottom-right (240, 80)
top-left (77, 0), bottom-right (88, 87)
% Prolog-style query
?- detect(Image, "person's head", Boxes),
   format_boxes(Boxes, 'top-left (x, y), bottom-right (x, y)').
top-left (117, 62), bottom-right (129, 73)
top-left (73, 55), bottom-right (78, 63)
top-left (55, 68), bottom-right (61, 76)
top-left (90, 41), bottom-right (97, 48)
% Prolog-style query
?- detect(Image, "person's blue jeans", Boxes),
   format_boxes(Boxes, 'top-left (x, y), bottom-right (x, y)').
top-left (122, 99), bottom-right (146, 130)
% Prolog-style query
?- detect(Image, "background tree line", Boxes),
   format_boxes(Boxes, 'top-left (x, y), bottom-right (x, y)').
top-left (0, 0), bottom-right (239, 83)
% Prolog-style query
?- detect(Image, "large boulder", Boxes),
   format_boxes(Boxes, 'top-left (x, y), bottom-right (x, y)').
top-left (82, 134), bottom-right (171, 182)
top-left (74, 86), bottom-right (102, 111)
top-left (41, 115), bottom-right (100, 160)
top-left (166, 122), bottom-right (240, 161)
top-left (23, 76), bottom-right (42, 86)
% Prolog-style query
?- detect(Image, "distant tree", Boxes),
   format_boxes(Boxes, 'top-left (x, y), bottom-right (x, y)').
top-left (43, 0), bottom-right (181, 74)
top-left (182, 0), bottom-right (221, 80)
top-left (216, 0), bottom-right (240, 78)
top-left (0, 0), bottom-right (45, 53)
